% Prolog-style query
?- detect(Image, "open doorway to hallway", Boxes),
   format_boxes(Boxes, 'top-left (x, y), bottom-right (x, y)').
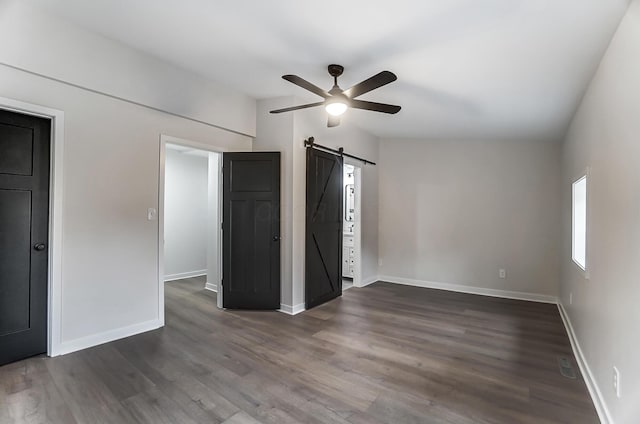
top-left (160, 136), bottom-right (281, 313)
top-left (162, 142), bottom-right (221, 310)
top-left (342, 163), bottom-right (362, 291)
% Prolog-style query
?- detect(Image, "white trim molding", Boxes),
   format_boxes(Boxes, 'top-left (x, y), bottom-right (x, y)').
top-left (558, 303), bottom-right (612, 424)
top-left (279, 303), bottom-right (306, 315)
top-left (204, 282), bottom-right (218, 292)
top-left (378, 275), bottom-right (558, 304)
top-left (0, 96), bottom-right (65, 357)
top-left (164, 270), bottom-right (208, 281)
top-left (359, 276), bottom-right (380, 288)
top-left (55, 319), bottom-right (162, 356)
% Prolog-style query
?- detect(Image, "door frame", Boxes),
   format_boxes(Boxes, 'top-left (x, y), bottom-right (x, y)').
top-left (0, 96), bottom-right (65, 357)
top-left (344, 160), bottom-right (364, 288)
top-left (158, 134), bottom-right (249, 320)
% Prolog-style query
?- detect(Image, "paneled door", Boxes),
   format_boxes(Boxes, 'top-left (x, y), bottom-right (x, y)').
top-left (0, 109), bottom-right (50, 365)
top-left (222, 152), bottom-right (280, 309)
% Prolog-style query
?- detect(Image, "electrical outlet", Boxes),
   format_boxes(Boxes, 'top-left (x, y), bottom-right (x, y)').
top-left (499, 269), bottom-right (506, 279)
top-left (613, 366), bottom-right (621, 398)
top-left (569, 292), bottom-right (573, 305)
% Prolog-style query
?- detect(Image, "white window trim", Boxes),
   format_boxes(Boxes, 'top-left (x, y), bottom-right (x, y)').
top-left (571, 169), bottom-right (589, 279)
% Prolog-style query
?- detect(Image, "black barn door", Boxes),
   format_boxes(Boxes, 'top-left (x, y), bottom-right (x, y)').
top-left (222, 152), bottom-right (280, 309)
top-left (0, 109), bottom-right (50, 365)
top-left (305, 148), bottom-right (343, 309)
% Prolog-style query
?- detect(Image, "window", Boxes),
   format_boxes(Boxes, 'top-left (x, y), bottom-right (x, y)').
top-left (572, 175), bottom-right (587, 270)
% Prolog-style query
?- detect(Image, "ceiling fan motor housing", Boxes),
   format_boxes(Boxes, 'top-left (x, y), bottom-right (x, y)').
top-left (328, 64), bottom-right (344, 78)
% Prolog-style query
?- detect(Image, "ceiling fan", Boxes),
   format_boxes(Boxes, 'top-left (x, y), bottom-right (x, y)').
top-left (270, 64), bottom-right (401, 127)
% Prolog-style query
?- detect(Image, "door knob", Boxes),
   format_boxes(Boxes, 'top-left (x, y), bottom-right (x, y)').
top-left (34, 243), bottom-right (46, 251)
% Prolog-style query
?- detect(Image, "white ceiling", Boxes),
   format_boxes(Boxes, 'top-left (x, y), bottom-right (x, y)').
top-left (31, 0), bottom-right (627, 140)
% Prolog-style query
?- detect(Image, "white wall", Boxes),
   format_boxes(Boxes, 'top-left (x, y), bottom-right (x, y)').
top-left (0, 64), bottom-right (251, 353)
top-left (254, 99), bottom-right (380, 311)
top-left (0, 0), bottom-right (254, 354)
top-left (253, 97), bottom-right (295, 307)
top-left (560, 1), bottom-right (640, 422)
top-left (0, 1), bottom-right (256, 137)
top-left (164, 148), bottom-right (209, 280)
top-left (378, 138), bottom-right (561, 300)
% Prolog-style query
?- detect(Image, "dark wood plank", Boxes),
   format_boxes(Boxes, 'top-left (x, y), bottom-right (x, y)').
top-left (0, 276), bottom-right (599, 423)
top-left (0, 358), bottom-right (77, 424)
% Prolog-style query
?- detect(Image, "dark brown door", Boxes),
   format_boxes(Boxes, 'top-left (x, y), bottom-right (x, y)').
top-left (222, 152), bottom-right (280, 309)
top-left (305, 148), bottom-right (343, 309)
top-left (0, 109), bottom-right (50, 366)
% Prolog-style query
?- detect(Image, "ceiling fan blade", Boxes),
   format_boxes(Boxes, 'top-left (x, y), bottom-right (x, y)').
top-left (270, 102), bottom-right (324, 114)
top-left (350, 99), bottom-right (401, 114)
top-left (344, 71), bottom-right (397, 99)
top-left (282, 75), bottom-right (330, 98)
top-left (327, 115), bottom-right (341, 127)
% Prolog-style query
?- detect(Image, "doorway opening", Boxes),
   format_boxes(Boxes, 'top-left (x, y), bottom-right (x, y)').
top-left (159, 136), bottom-right (224, 321)
top-left (159, 136), bottom-right (281, 315)
top-left (342, 163), bottom-right (362, 290)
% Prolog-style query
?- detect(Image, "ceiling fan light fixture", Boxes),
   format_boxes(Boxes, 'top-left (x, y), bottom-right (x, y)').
top-left (325, 100), bottom-right (348, 116)
top-left (270, 65), bottom-right (400, 127)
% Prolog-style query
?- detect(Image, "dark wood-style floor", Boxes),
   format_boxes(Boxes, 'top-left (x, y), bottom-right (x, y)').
top-left (0, 277), bottom-right (598, 424)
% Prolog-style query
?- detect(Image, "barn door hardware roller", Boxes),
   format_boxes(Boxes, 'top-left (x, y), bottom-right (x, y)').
top-left (303, 137), bottom-right (376, 166)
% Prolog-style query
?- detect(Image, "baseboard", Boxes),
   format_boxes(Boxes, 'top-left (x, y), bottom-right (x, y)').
top-left (279, 303), bottom-right (306, 315)
top-left (358, 275), bottom-right (380, 288)
top-left (53, 319), bottom-right (163, 356)
top-left (204, 282), bottom-right (217, 292)
top-left (164, 269), bottom-right (207, 281)
top-left (378, 275), bottom-right (558, 304)
top-left (558, 303), bottom-right (612, 424)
